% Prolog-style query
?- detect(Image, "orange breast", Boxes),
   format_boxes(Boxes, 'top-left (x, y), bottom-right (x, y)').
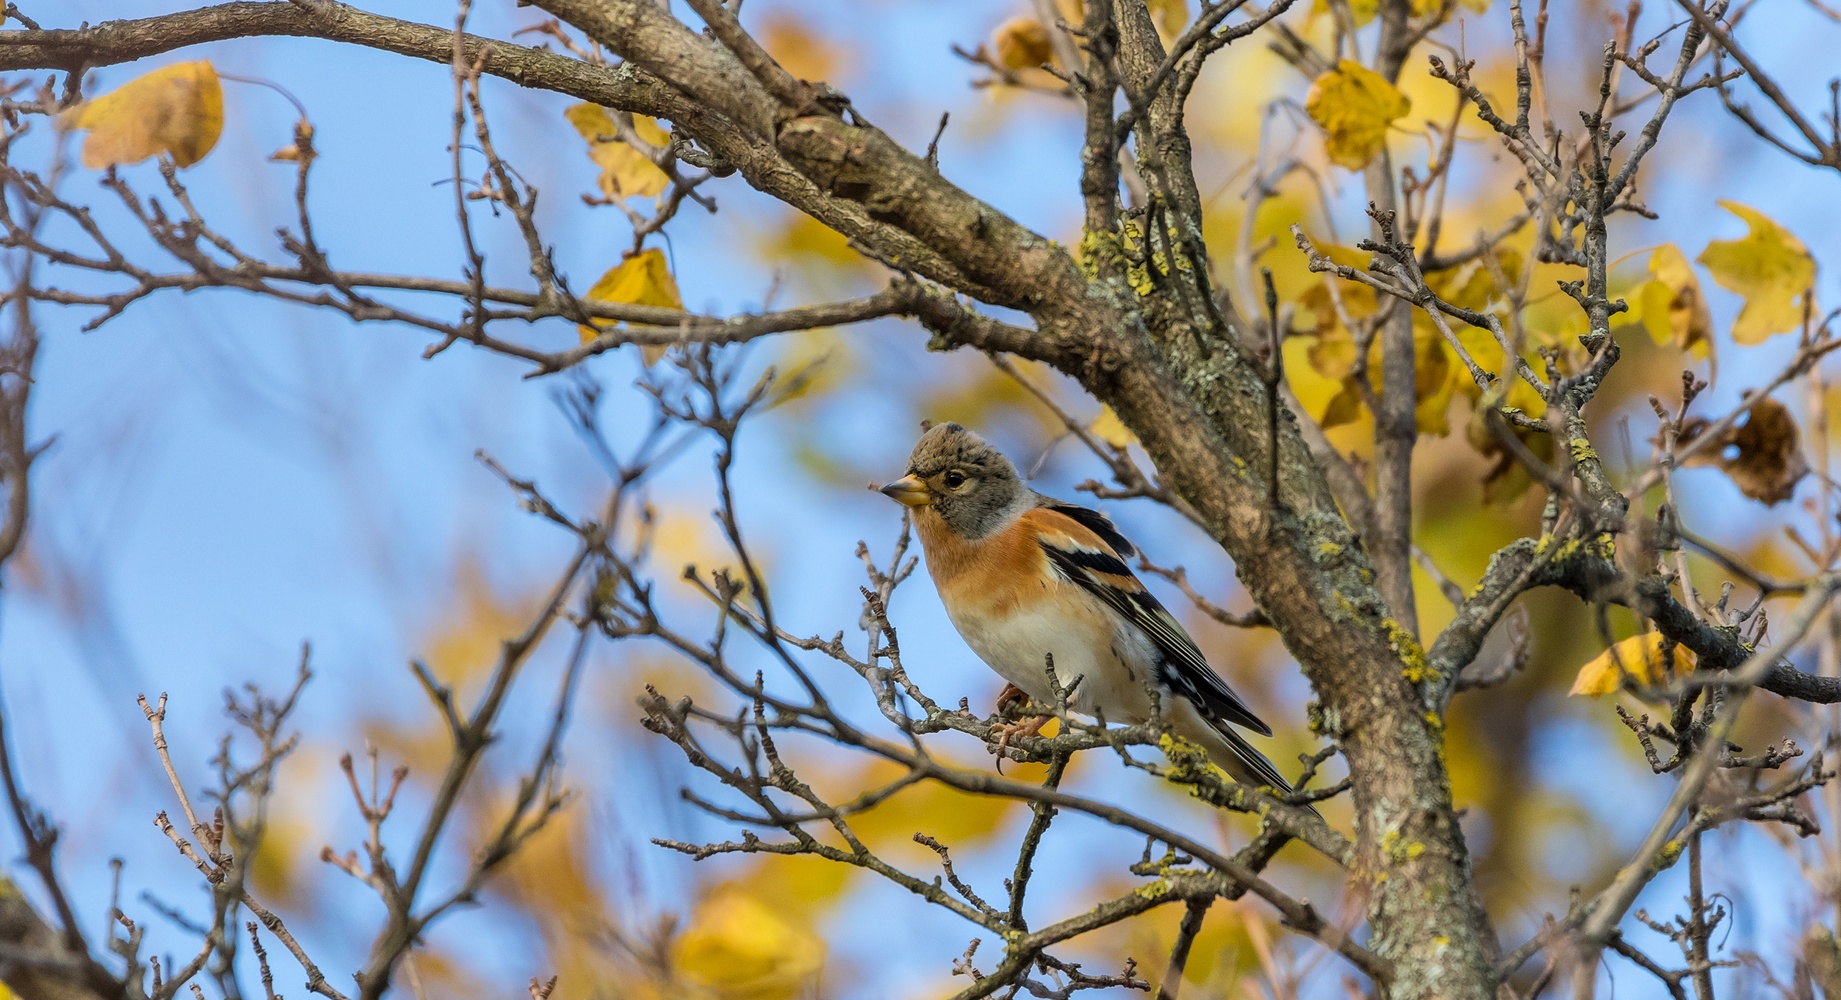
top-left (913, 507), bottom-right (1055, 619)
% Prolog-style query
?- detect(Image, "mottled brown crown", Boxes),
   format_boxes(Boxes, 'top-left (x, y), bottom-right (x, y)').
top-left (905, 422), bottom-right (1017, 482)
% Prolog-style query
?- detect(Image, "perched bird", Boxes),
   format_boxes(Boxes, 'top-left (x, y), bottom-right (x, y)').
top-left (878, 421), bottom-right (1299, 794)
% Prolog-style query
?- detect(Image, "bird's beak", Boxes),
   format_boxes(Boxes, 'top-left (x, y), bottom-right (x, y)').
top-left (878, 474), bottom-right (932, 507)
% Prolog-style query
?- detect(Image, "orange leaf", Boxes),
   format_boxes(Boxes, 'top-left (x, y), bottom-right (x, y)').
top-left (992, 18), bottom-right (1054, 71)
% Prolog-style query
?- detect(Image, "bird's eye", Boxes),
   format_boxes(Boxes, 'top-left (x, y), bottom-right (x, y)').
top-left (943, 470), bottom-right (967, 489)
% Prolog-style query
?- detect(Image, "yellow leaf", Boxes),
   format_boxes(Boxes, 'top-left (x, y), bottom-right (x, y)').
top-left (1698, 201), bottom-right (1816, 345)
top-left (1426, 249), bottom-right (1521, 314)
top-left (674, 886), bottom-right (825, 999)
top-left (1570, 633), bottom-right (1694, 697)
top-left (844, 772), bottom-right (1019, 856)
top-left (632, 113), bottom-right (670, 147)
top-left (992, 17), bottom-right (1054, 71)
top-left (1091, 405), bottom-right (1136, 447)
top-left (579, 249), bottom-right (684, 365)
top-left (564, 103), bottom-right (669, 201)
top-left (424, 562), bottom-right (534, 688)
top-left (917, 358), bottom-right (1063, 438)
top-left (1306, 60), bottom-right (1411, 170)
top-left (578, 248), bottom-right (684, 357)
top-left (248, 806), bottom-right (316, 909)
top-left (1282, 334), bottom-right (1346, 435)
top-left (1309, 0), bottom-right (1379, 26)
top-left (1413, 334), bottom-right (1456, 436)
top-left (1630, 244), bottom-right (1712, 358)
top-left (759, 12), bottom-right (840, 81)
top-left (1147, 0), bottom-right (1189, 40)
top-left (1300, 300), bottom-right (1454, 435)
top-left (64, 61), bottom-right (223, 169)
top-left (733, 854), bottom-right (853, 921)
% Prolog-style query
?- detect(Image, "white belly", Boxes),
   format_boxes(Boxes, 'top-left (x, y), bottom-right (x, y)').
top-left (944, 595), bottom-right (1165, 724)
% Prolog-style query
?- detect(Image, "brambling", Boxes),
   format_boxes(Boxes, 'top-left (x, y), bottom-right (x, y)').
top-left (878, 422), bottom-right (1299, 794)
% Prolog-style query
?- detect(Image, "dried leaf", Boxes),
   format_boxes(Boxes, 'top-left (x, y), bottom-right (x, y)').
top-left (63, 61), bottom-right (223, 169)
top-left (1697, 201), bottom-right (1816, 345)
top-left (269, 119), bottom-right (315, 164)
top-left (578, 248), bottom-right (684, 363)
top-left (564, 103), bottom-right (669, 201)
top-left (1628, 243), bottom-right (1712, 358)
top-left (1569, 633), bottom-right (1693, 696)
top-left (992, 17), bottom-right (1054, 71)
top-left (1680, 394), bottom-right (1808, 505)
top-left (1804, 927), bottom-right (1841, 1000)
top-left (1465, 379), bottom-right (1550, 505)
top-left (1305, 60), bottom-right (1411, 170)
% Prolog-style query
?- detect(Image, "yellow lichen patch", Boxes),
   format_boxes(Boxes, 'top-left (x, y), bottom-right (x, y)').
top-left (1384, 617), bottom-right (1434, 684)
top-left (1158, 733), bottom-right (1233, 787)
top-left (1135, 879), bottom-right (1173, 900)
top-left (1076, 227), bottom-right (1122, 280)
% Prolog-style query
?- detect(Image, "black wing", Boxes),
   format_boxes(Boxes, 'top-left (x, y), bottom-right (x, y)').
top-left (1036, 522), bottom-right (1273, 738)
top-left (1043, 501), bottom-right (1136, 558)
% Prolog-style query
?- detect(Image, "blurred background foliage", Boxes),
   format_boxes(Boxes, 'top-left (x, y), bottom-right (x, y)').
top-left (10, 0), bottom-right (1841, 996)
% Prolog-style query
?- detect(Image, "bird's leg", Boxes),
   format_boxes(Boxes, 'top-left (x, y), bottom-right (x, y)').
top-left (989, 685), bottom-right (1053, 768)
top-left (995, 683), bottom-right (1029, 718)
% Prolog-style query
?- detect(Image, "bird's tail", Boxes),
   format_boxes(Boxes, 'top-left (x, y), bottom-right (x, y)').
top-left (1170, 701), bottom-right (1322, 818)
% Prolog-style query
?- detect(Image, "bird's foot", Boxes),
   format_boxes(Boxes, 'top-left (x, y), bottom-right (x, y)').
top-left (995, 683), bottom-right (1030, 719)
top-left (988, 713), bottom-right (1052, 769)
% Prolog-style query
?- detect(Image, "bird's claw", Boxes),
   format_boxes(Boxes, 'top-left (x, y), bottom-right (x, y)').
top-left (988, 713), bottom-right (1051, 771)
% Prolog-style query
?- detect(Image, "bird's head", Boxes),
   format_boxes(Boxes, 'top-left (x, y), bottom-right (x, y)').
top-left (877, 422), bottom-right (1025, 538)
